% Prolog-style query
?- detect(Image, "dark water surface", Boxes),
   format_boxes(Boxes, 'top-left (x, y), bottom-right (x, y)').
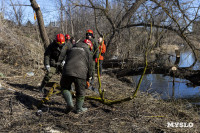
top-left (133, 51), bottom-right (200, 105)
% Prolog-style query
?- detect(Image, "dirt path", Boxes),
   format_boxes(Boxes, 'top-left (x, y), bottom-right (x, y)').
top-left (0, 62), bottom-right (199, 132)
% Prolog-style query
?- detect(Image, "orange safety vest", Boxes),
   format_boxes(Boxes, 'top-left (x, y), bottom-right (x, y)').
top-left (98, 41), bottom-right (106, 60)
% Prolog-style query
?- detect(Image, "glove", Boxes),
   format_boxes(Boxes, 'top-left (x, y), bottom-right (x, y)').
top-left (61, 60), bottom-right (65, 67)
top-left (95, 58), bottom-right (98, 63)
top-left (45, 65), bottom-right (51, 72)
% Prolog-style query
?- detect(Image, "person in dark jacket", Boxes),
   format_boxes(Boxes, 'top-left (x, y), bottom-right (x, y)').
top-left (39, 33), bottom-right (72, 93)
top-left (60, 39), bottom-right (93, 114)
top-left (86, 29), bottom-right (99, 84)
top-left (65, 34), bottom-right (73, 47)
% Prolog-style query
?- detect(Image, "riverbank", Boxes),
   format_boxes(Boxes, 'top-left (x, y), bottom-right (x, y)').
top-left (0, 62), bottom-right (199, 132)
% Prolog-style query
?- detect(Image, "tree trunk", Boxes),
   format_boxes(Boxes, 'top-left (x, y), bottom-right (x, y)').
top-left (69, 4), bottom-right (74, 36)
top-left (30, 0), bottom-right (49, 49)
top-left (60, 0), bottom-right (64, 34)
top-left (64, 0), bottom-right (68, 34)
top-left (10, 0), bottom-right (21, 26)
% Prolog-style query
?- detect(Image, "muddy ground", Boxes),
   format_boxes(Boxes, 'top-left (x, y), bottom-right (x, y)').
top-left (0, 61), bottom-right (200, 133)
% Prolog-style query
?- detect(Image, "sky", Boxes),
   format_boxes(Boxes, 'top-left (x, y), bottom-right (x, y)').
top-left (1, 0), bottom-right (200, 26)
top-left (1, 0), bottom-right (60, 25)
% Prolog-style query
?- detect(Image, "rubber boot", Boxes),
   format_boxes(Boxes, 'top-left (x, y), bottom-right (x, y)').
top-left (75, 96), bottom-right (87, 114)
top-left (39, 80), bottom-right (46, 94)
top-left (62, 90), bottom-right (74, 113)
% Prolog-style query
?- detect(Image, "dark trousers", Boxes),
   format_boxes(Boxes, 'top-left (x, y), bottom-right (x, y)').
top-left (40, 66), bottom-right (62, 88)
top-left (60, 76), bottom-right (86, 97)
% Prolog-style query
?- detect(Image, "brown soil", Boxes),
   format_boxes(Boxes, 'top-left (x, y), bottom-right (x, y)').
top-left (0, 61), bottom-right (199, 133)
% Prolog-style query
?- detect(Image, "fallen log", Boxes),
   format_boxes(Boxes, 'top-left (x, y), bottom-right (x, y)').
top-left (103, 57), bottom-right (144, 68)
top-left (115, 66), bottom-right (200, 86)
top-left (104, 49), bottom-right (200, 86)
top-left (103, 49), bottom-right (180, 69)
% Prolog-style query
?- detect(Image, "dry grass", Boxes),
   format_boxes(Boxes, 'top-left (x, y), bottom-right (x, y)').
top-left (0, 61), bottom-right (199, 132)
top-left (0, 19), bottom-right (44, 67)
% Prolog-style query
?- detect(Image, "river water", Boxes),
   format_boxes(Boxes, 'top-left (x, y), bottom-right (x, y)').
top-left (132, 51), bottom-right (200, 105)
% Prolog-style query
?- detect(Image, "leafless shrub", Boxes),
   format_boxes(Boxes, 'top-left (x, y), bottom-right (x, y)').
top-left (0, 17), bottom-right (43, 68)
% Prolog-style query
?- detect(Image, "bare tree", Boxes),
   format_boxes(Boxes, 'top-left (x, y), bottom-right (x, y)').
top-left (9, 0), bottom-right (26, 26)
top-left (72, 0), bottom-right (146, 48)
top-left (64, 0), bottom-right (68, 34)
top-left (30, 0), bottom-right (50, 49)
top-left (68, 2), bottom-right (74, 36)
top-left (59, 0), bottom-right (65, 34)
top-left (149, 0), bottom-right (200, 66)
top-left (71, 0), bottom-right (200, 63)
top-left (0, 0), bottom-right (5, 18)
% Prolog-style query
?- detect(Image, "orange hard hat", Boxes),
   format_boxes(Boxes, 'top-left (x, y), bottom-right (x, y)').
top-left (83, 39), bottom-right (93, 50)
top-left (65, 34), bottom-right (70, 40)
top-left (86, 29), bottom-right (93, 34)
top-left (56, 34), bottom-right (65, 45)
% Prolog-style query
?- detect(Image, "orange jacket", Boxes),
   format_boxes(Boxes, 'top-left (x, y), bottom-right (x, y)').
top-left (98, 41), bottom-right (106, 60)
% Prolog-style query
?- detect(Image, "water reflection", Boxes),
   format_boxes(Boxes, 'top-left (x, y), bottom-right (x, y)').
top-left (133, 74), bottom-right (200, 99)
top-left (133, 51), bottom-right (200, 105)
